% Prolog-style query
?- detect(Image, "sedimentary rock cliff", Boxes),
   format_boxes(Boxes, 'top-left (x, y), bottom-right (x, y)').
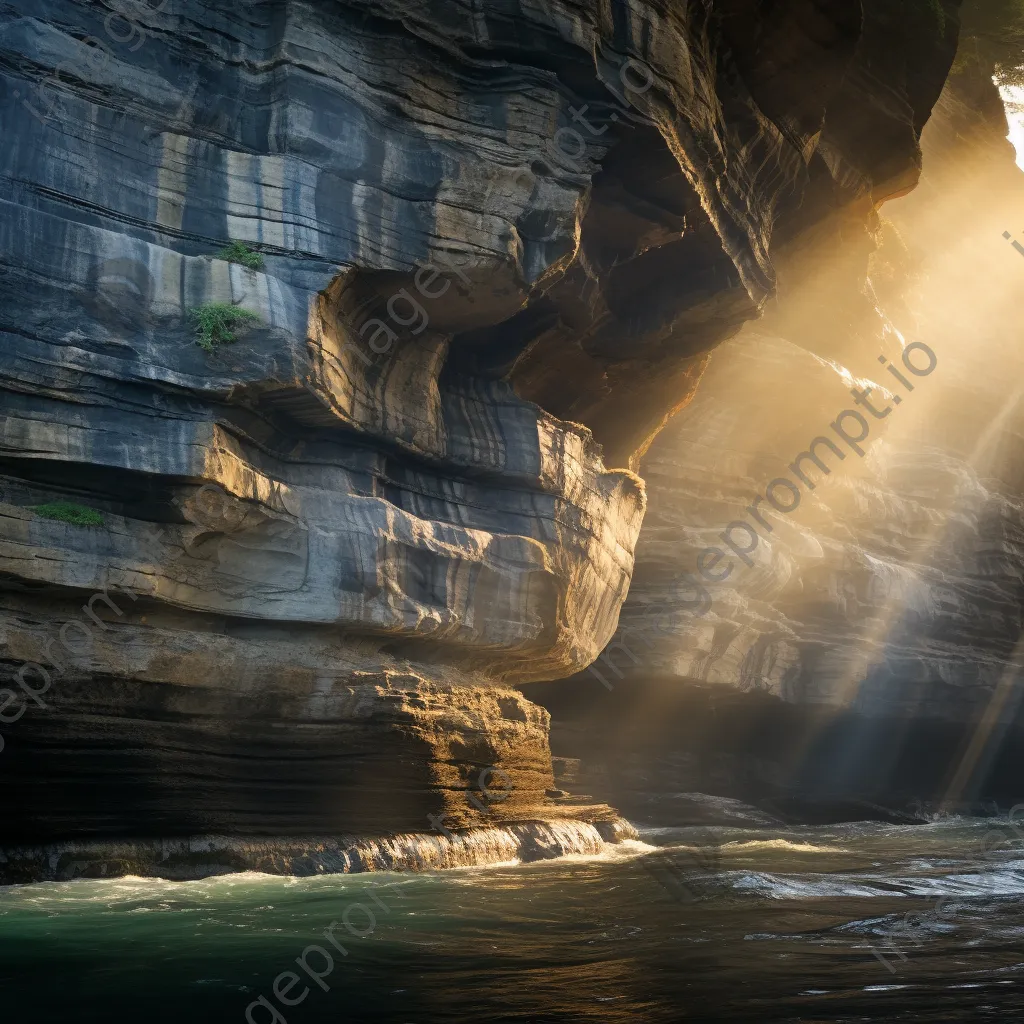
top-left (536, 46), bottom-right (1024, 820)
top-left (0, 0), bottom-right (961, 849)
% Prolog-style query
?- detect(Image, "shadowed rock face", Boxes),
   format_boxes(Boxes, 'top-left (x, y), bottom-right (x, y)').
top-left (535, 58), bottom-right (1024, 820)
top-left (0, 0), bottom-right (959, 844)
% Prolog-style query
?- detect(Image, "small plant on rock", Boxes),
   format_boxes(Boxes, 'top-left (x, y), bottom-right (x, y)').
top-left (31, 501), bottom-right (105, 526)
top-left (214, 240), bottom-right (265, 271)
top-left (189, 303), bottom-right (261, 352)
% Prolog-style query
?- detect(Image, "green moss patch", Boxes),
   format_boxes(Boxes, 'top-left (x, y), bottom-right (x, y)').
top-left (32, 502), bottom-right (105, 526)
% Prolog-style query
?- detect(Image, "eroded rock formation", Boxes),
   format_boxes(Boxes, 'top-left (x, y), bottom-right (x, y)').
top-left (536, 44), bottom-right (1024, 822)
top-left (0, 0), bottom-right (962, 855)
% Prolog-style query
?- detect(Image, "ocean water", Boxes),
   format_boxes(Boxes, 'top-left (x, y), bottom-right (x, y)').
top-left (2, 818), bottom-right (1023, 1022)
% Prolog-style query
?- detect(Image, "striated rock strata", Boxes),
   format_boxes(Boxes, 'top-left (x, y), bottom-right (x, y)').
top-left (0, 0), bottom-right (961, 855)
top-left (535, 53), bottom-right (1024, 820)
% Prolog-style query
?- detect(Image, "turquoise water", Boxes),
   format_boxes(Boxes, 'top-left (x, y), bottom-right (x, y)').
top-left (2, 820), bottom-right (1024, 1022)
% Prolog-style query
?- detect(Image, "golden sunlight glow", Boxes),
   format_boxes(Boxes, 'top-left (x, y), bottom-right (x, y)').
top-left (662, 87), bottom-right (1024, 799)
top-left (1001, 83), bottom-right (1024, 170)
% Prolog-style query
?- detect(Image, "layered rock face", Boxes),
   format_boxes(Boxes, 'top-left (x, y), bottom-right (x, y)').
top-left (0, 0), bottom-right (960, 847)
top-left (536, 55), bottom-right (1024, 819)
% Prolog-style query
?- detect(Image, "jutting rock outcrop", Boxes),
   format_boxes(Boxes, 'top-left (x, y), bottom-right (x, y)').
top-left (0, 0), bottom-right (961, 863)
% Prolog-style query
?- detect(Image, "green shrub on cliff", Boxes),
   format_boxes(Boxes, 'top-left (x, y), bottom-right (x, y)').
top-left (189, 303), bottom-right (261, 351)
top-left (912, 0), bottom-right (947, 39)
top-left (955, 0), bottom-right (1024, 84)
top-left (32, 501), bottom-right (104, 526)
top-left (214, 240), bottom-right (265, 271)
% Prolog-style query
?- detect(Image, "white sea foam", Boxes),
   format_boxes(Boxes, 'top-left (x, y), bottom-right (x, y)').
top-left (730, 871), bottom-right (899, 899)
top-left (719, 839), bottom-right (851, 855)
top-left (725, 862), bottom-right (1024, 900)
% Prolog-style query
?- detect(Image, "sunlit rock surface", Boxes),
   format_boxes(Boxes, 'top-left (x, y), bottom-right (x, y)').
top-left (535, 59), bottom-right (1024, 818)
top-left (589, 327), bottom-right (1024, 716)
top-left (0, 0), bottom-right (959, 847)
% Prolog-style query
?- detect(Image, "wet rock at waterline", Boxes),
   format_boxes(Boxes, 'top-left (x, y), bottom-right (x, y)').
top-left (0, 818), bottom-right (637, 885)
